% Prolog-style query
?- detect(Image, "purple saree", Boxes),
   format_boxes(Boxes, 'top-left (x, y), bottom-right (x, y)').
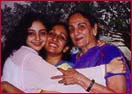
top-left (71, 43), bottom-right (131, 93)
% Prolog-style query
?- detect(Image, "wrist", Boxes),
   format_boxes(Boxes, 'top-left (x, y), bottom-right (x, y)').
top-left (86, 79), bottom-right (95, 92)
top-left (77, 75), bottom-right (91, 90)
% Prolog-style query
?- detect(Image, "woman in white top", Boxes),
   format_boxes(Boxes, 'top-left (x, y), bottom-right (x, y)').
top-left (2, 12), bottom-right (51, 92)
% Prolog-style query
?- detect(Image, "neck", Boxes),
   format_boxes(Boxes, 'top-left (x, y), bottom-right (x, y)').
top-left (79, 40), bottom-right (97, 57)
top-left (45, 53), bottom-right (62, 65)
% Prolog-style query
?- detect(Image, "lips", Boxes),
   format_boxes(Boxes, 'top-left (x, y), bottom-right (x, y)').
top-left (75, 37), bottom-right (83, 41)
top-left (32, 42), bottom-right (42, 46)
top-left (49, 42), bottom-right (58, 48)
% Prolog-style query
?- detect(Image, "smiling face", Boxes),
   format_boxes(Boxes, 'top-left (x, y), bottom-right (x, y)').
top-left (26, 20), bottom-right (47, 52)
top-left (44, 25), bottom-right (68, 56)
top-left (68, 13), bottom-right (97, 49)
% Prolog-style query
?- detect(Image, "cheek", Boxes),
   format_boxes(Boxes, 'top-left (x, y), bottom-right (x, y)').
top-left (26, 36), bottom-right (32, 42)
top-left (82, 29), bottom-right (89, 35)
top-left (59, 41), bottom-right (66, 49)
top-left (85, 33), bottom-right (93, 44)
top-left (26, 37), bottom-right (31, 46)
top-left (41, 36), bottom-right (47, 41)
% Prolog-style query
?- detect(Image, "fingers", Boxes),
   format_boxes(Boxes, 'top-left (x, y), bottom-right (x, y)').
top-left (58, 79), bottom-right (65, 83)
top-left (121, 70), bottom-right (126, 73)
top-left (115, 56), bottom-right (123, 60)
top-left (58, 78), bottom-right (72, 85)
top-left (122, 63), bottom-right (126, 73)
top-left (51, 75), bottom-right (68, 85)
top-left (57, 68), bottom-right (67, 74)
top-left (51, 75), bottom-right (63, 79)
top-left (118, 61), bottom-right (126, 73)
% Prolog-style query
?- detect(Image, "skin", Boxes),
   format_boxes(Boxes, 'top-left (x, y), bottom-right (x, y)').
top-left (52, 13), bottom-right (126, 93)
top-left (2, 81), bottom-right (60, 93)
top-left (2, 81), bottom-right (24, 93)
top-left (44, 25), bottom-right (69, 65)
top-left (26, 20), bottom-right (47, 52)
top-left (2, 24), bottom-right (69, 93)
top-left (2, 20), bottom-right (48, 93)
top-left (69, 13), bottom-right (126, 92)
top-left (2, 23), bottom-right (126, 93)
top-left (68, 13), bottom-right (97, 54)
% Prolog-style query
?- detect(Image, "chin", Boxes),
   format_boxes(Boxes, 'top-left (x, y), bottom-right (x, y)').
top-left (75, 43), bottom-right (83, 47)
top-left (33, 47), bottom-right (41, 52)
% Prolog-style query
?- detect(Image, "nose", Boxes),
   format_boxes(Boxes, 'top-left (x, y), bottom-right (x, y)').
top-left (35, 34), bottom-right (40, 41)
top-left (74, 28), bottom-right (80, 36)
top-left (52, 35), bottom-right (58, 41)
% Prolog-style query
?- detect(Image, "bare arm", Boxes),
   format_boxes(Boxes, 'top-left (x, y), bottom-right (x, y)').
top-left (107, 75), bottom-right (126, 92)
top-left (1, 81), bottom-right (61, 93)
top-left (51, 57), bottom-right (126, 93)
top-left (79, 74), bottom-right (126, 93)
top-left (2, 81), bottom-right (24, 93)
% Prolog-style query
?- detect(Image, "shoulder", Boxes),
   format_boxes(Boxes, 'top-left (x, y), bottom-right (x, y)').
top-left (101, 43), bottom-right (119, 50)
top-left (2, 57), bottom-right (20, 82)
top-left (15, 46), bottom-right (38, 55)
top-left (100, 43), bottom-right (122, 55)
top-left (3, 58), bottom-right (16, 71)
top-left (98, 43), bottom-right (125, 64)
top-left (10, 46), bottom-right (41, 65)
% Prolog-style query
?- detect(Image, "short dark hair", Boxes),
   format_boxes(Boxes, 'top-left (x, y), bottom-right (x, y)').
top-left (40, 21), bottom-right (73, 61)
top-left (68, 10), bottom-right (98, 27)
top-left (67, 10), bottom-right (99, 39)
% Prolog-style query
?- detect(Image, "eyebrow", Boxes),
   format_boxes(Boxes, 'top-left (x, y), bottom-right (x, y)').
top-left (39, 29), bottom-right (47, 31)
top-left (78, 22), bottom-right (87, 25)
top-left (69, 21), bottom-right (88, 26)
top-left (28, 28), bottom-right (47, 32)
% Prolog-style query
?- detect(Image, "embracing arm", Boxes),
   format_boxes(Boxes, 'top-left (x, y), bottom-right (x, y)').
top-left (1, 81), bottom-right (61, 93)
top-left (51, 57), bottom-right (126, 93)
top-left (2, 81), bottom-right (24, 93)
top-left (77, 74), bottom-right (126, 93)
top-left (52, 68), bottom-right (126, 93)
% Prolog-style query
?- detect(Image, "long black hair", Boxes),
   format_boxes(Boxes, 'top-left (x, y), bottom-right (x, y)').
top-left (2, 11), bottom-right (49, 65)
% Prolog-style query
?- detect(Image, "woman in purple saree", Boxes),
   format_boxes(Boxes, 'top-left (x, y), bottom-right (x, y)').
top-left (71, 43), bottom-right (130, 93)
top-left (53, 11), bottom-right (130, 93)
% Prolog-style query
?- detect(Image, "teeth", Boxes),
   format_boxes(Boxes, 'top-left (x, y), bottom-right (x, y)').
top-left (49, 43), bottom-right (57, 48)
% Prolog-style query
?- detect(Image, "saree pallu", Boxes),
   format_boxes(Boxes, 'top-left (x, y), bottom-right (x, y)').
top-left (71, 43), bottom-right (131, 93)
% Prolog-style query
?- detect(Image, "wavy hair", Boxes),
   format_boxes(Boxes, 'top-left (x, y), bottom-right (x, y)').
top-left (2, 12), bottom-right (49, 64)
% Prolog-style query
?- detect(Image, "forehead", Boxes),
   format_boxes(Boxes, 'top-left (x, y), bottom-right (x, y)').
top-left (69, 13), bottom-right (88, 25)
top-left (52, 25), bottom-right (67, 35)
top-left (31, 20), bottom-right (46, 28)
